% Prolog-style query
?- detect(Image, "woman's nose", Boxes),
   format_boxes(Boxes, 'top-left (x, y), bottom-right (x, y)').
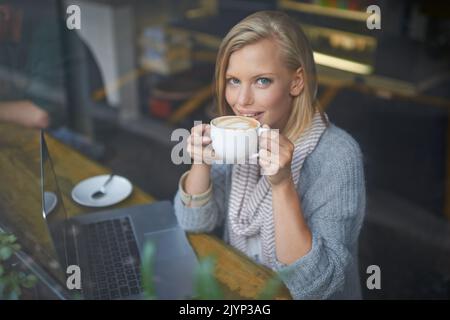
top-left (237, 85), bottom-right (253, 106)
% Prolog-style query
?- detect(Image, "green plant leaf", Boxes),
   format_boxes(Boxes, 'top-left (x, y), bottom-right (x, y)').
top-left (71, 292), bottom-right (83, 300)
top-left (141, 241), bottom-right (156, 300)
top-left (0, 229), bottom-right (38, 299)
top-left (6, 235), bottom-right (17, 244)
top-left (0, 232), bottom-right (8, 243)
top-left (22, 274), bottom-right (38, 288)
top-left (194, 256), bottom-right (223, 300)
top-left (0, 247), bottom-right (13, 260)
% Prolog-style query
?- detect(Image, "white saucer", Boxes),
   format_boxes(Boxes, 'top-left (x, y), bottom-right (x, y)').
top-left (71, 175), bottom-right (133, 207)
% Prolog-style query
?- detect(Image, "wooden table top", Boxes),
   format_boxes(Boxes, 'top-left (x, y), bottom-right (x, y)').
top-left (0, 123), bottom-right (291, 299)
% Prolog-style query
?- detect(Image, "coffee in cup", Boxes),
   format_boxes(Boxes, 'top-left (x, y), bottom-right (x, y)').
top-left (210, 115), bottom-right (268, 164)
top-left (212, 116), bottom-right (259, 130)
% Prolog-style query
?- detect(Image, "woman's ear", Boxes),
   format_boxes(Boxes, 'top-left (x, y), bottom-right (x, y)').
top-left (290, 67), bottom-right (304, 97)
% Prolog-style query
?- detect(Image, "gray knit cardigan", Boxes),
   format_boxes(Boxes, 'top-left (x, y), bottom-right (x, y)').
top-left (174, 123), bottom-right (366, 300)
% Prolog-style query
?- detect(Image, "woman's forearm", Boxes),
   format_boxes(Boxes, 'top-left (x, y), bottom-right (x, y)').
top-left (0, 101), bottom-right (17, 122)
top-left (271, 177), bottom-right (312, 265)
top-left (0, 100), bottom-right (49, 129)
top-left (184, 164), bottom-right (211, 195)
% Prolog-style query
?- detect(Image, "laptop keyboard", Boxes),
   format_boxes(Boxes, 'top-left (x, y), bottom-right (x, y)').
top-left (82, 217), bottom-right (143, 300)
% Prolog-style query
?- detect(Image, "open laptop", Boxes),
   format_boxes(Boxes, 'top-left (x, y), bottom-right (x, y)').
top-left (39, 130), bottom-right (198, 299)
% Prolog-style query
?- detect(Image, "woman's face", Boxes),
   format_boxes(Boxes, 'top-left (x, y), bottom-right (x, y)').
top-left (225, 38), bottom-right (303, 131)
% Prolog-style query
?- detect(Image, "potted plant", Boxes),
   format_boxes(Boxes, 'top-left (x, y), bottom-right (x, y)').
top-left (0, 231), bottom-right (38, 299)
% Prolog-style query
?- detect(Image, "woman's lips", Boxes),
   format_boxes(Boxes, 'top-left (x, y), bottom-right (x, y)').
top-left (239, 111), bottom-right (264, 120)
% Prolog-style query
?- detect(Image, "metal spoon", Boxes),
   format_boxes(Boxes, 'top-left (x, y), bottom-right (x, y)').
top-left (91, 174), bottom-right (114, 199)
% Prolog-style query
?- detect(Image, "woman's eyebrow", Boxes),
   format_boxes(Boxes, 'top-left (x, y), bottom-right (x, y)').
top-left (252, 73), bottom-right (276, 78)
top-left (225, 73), bottom-right (276, 78)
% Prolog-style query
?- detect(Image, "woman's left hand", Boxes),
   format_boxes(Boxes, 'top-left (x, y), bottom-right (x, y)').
top-left (258, 124), bottom-right (295, 186)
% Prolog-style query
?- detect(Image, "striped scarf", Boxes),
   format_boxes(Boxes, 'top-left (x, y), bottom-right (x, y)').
top-left (228, 112), bottom-right (328, 268)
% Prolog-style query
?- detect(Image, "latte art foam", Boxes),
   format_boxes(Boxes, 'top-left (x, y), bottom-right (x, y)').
top-left (213, 116), bottom-right (258, 130)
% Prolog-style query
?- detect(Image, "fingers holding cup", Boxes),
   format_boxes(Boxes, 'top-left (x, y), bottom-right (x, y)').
top-left (258, 149), bottom-right (278, 176)
top-left (188, 123), bottom-right (213, 164)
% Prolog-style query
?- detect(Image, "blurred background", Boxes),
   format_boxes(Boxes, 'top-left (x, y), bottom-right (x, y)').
top-left (1, 0), bottom-right (450, 299)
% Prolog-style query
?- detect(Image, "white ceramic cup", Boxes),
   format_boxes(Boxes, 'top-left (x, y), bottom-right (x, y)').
top-left (210, 115), bottom-right (269, 164)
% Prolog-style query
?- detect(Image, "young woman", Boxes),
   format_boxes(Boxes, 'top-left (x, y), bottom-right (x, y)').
top-left (174, 11), bottom-right (366, 300)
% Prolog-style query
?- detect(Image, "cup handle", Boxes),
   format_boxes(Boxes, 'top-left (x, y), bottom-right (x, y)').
top-left (250, 127), bottom-right (271, 159)
top-left (257, 126), bottom-right (270, 136)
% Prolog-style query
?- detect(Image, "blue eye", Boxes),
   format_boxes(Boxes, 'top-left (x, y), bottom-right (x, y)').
top-left (256, 77), bottom-right (272, 86)
top-left (227, 78), bottom-right (240, 85)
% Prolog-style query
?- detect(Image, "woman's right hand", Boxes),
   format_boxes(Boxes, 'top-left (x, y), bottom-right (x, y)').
top-left (186, 123), bottom-right (215, 166)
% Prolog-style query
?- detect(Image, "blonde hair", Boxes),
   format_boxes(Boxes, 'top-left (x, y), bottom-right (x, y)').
top-left (214, 11), bottom-right (327, 141)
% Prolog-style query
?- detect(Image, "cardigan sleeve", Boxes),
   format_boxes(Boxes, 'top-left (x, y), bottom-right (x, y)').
top-left (274, 135), bottom-right (366, 300)
top-left (173, 164), bottom-right (228, 233)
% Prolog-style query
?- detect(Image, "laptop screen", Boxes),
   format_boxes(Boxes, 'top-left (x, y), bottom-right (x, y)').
top-left (39, 130), bottom-right (78, 286)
